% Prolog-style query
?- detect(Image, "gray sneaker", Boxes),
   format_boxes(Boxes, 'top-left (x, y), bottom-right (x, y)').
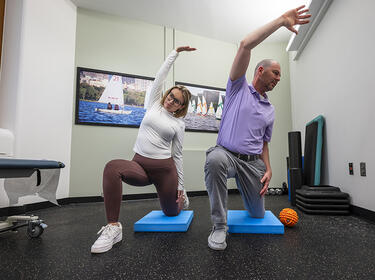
top-left (208, 225), bottom-right (228, 250)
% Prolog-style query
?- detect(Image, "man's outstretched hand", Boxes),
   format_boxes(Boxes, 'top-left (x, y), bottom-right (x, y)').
top-left (282, 5), bottom-right (311, 34)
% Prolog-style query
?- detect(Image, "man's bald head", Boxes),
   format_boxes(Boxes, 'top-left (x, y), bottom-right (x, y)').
top-left (254, 59), bottom-right (279, 77)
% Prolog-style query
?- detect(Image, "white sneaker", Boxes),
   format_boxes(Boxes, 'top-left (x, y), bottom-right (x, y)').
top-left (208, 225), bottom-right (228, 250)
top-left (182, 189), bottom-right (189, 209)
top-left (91, 223), bottom-right (122, 253)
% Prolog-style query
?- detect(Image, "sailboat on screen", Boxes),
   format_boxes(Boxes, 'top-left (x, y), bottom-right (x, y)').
top-left (196, 96), bottom-right (203, 114)
top-left (208, 102), bottom-right (215, 115)
top-left (201, 95), bottom-right (208, 116)
top-left (187, 100), bottom-right (194, 113)
top-left (191, 99), bottom-right (196, 113)
top-left (215, 95), bottom-right (223, 120)
top-left (95, 75), bottom-right (131, 115)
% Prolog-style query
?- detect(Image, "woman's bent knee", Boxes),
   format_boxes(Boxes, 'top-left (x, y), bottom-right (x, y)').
top-left (162, 208), bottom-right (180, 217)
top-left (104, 159), bottom-right (121, 173)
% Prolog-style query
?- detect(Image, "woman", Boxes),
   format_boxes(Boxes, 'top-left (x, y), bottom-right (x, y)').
top-left (91, 46), bottom-right (196, 254)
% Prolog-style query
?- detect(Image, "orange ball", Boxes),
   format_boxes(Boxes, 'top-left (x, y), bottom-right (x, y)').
top-left (279, 208), bottom-right (299, 227)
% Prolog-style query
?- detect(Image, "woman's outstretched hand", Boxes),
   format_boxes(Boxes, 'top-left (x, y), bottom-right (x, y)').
top-left (176, 46), bottom-right (197, 53)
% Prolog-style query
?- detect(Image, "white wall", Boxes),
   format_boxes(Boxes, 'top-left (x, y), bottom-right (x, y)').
top-left (0, 0), bottom-right (77, 207)
top-left (70, 9), bottom-right (166, 197)
top-left (289, 0), bottom-right (375, 211)
top-left (0, 0), bottom-right (23, 132)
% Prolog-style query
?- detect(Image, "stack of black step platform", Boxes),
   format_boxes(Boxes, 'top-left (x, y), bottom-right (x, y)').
top-left (288, 116), bottom-right (351, 215)
top-left (296, 185), bottom-right (350, 215)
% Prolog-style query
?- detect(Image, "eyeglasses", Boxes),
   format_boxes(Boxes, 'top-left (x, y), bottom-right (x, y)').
top-left (167, 92), bottom-right (184, 106)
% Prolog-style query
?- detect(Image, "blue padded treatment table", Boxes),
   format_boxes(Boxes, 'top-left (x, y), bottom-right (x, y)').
top-left (0, 158), bottom-right (65, 180)
top-left (227, 210), bottom-right (284, 234)
top-left (304, 115), bottom-right (324, 186)
top-left (0, 158), bottom-right (65, 236)
top-left (134, 210), bottom-right (193, 232)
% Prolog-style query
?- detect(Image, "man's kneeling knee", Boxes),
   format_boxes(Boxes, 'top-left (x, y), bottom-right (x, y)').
top-left (248, 209), bottom-right (265, 219)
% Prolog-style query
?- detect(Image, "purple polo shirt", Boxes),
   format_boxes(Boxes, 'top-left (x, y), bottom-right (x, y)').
top-left (217, 75), bottom-right (275, 155)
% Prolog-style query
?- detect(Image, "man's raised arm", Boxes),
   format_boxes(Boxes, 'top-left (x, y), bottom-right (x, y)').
top-left (229, 5), bottom-right (311, 81)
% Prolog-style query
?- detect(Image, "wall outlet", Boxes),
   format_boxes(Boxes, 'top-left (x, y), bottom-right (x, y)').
top-left (349, 162), bottom-right (354, 175)
top-left (360, 162), bottom-right (366, 176)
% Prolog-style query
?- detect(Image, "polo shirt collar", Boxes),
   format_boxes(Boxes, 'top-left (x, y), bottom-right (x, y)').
top-left (249, 84), bottom-right (271, 104)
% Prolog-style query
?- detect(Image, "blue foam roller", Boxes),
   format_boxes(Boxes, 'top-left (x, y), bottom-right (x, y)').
top-left (227, 210), bottom-right (284, 234)
top-left (134, 210), bottom-right (194, 232)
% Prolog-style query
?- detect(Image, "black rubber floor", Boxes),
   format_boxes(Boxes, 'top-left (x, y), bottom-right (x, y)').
top-left (1, 194), bottom-right (375, 279)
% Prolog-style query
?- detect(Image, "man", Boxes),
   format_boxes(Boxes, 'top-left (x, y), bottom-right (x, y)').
top-left (205, 6), bottom-right (311, 250)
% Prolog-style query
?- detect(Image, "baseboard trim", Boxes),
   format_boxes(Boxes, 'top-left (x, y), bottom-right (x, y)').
top-left (5, 190), bottom-right (374, 223)
top-left (350, 204), bottom-right (375, 223)
top-left (0, 190), bottom-right (242, 217)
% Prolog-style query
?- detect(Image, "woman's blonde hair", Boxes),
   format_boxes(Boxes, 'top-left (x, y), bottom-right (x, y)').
top-left (160, 85), bottom-right (192, 118)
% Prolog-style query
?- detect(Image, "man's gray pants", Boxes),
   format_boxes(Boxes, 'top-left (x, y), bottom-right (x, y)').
top-left (205, 146), bottom-right (267, 227)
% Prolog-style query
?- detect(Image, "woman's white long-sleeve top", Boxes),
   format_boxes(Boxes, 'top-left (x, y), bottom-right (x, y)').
top-left (133, 50), bottom-right (185, 190)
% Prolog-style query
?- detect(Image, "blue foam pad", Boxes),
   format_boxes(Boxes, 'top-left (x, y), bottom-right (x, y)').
top-left (134, 210), bottom-right (194, 232)
top-left (227, 210), bottom-right (284, 234)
